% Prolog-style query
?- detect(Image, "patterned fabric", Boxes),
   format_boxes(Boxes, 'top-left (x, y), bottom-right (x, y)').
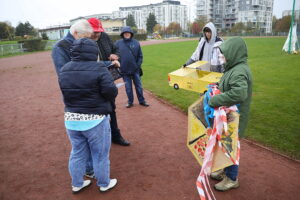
top-left (65, 112), bottom-right (105, 121)
top-left (196, 84), bottom-right (240, 200)
top-left (64, 112), bottom-right (105, 131)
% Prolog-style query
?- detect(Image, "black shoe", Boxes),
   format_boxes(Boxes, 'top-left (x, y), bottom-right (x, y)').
top-left (112, 137), bottom-right (130, 146)
top-left (126, 103), bottom-right (133, 108)
top-left (139, 102), bottom-right (149, 107)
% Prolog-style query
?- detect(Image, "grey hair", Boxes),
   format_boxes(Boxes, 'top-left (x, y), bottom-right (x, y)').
top-left (70, 19), bottom-right (93, 37)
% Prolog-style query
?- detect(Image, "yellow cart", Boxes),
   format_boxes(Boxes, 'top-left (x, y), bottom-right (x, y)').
top-left (168, 61), bottom-right (222, 93)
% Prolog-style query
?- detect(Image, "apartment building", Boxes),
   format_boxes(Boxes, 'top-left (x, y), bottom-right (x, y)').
top-left (113, 0), bottom-right (188, 31)
top-left (196, 0), bottom-right (274, 33)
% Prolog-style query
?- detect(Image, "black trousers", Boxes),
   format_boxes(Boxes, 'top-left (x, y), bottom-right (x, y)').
top-left (110, 101), bottom-right (121, 140)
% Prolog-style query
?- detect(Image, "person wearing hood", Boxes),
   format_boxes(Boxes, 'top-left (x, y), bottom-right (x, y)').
top-left (115, 26), bottom-right (149, 108)
top-left (183, 22), bottom-right (224, 72)
top-left (209, 37), bottom-right (253, 191)
top-left (59, 38), bottom-right (118, 194)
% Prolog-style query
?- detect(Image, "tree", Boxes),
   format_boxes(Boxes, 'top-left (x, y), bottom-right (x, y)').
top-left (230, 22), bottom-right (245, 33)
top-left (166, 22), bottom-right (182, 36)
top-left (146, 13), bottom-right (157, 33)
top-left (41, 32), bottom-right (49, 40)
top-left (153, 24), bottom-right (162, 33)
top-left (0, 21), bottom-right (14, 40)
top-left (191, 22), bottom-right (201, 34)
top-left (126, 14), bottom-right (137, 28)
top-left (15, 21), bottom-right (36, 37)
top-left (274, 15), bottom-right (291, 32)
top-left (272, 16), bottom-right (277, 32)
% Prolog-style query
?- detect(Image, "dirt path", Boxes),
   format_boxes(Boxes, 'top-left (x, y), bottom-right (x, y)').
top-left (0, 40), bottom-right (299, 200)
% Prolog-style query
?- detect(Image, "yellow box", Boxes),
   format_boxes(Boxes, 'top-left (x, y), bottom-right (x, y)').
top-left (187, 97), bottom-right (240, 172)
top-left (168, 61), bottom-right (222, 93)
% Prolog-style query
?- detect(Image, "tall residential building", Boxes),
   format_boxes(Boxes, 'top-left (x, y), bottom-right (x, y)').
top-left (113, 0), bottom-right (188, 31)
top-left (196, 0), bottom-right (274, 33)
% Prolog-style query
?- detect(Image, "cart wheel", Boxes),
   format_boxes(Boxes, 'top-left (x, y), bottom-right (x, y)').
top-left (174, 84), bottom-right (179, 90)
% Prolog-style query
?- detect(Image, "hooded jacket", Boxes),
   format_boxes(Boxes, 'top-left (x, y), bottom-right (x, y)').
top-left (115, 26), bottom-right (143, 75)
top-left (209, 37), bottom-right (252, 137)
top-left (59, 38), bottom-right (118, 115)
top-left (186, 22), bottom-right (223, 66)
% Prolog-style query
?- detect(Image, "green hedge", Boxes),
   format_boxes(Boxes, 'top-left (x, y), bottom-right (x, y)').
top-left (109, 34), bottom-right (147, 42)
top-left (18, 39), bottom-right (47, 52)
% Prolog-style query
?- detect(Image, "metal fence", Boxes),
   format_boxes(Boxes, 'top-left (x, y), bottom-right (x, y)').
top-left (0, 41), bottom-right (57, 56)
top-left (0, 43), bottom-right (25, 56)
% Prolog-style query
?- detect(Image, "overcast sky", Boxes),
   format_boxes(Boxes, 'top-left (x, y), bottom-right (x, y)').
top-left (0, 0), bottom-right (299, 28)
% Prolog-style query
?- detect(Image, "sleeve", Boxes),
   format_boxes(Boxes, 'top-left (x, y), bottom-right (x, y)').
top-left (136, 42), bottom-right (143, 67)
top-left (209, 73), bottom-right (248, 107)
top-left (98, 66), bottom-right (118, 102)
top-left (185, 58), bottom-right (196, 66)
top-left (107, 34), bottom-right (120, 57)
top-left (189, 38), bottom-right (204, 62)
top-left (51, 45), bottom-right (70, 75)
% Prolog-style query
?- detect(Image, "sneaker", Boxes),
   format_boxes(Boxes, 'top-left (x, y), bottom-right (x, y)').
top-left (214, 176), bottom-right (239, 191)
top-left (126, 103), bottom-right (133, 108)
top-left (72, 180), bottom-right (92, 194)
top-left (99, 179), bottom-right (118, 192)
top-left (85, 172), bottom-right (95, 179)
top-left (210, 169), bottom-right (225, 181)
top-left (112, 136), bottom-right (130, 146)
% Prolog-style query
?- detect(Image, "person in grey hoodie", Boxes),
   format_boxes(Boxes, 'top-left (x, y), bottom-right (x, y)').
top-left (184, 22), bottom-right (224, 72)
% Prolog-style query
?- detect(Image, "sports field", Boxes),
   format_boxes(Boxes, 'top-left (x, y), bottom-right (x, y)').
top-left (141, 37), bottom-right (300, 159)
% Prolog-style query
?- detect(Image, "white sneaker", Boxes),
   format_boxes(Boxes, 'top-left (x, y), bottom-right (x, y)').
top-left (72, 180), bottom-right (92, 194)
top-left (99, 179), bottom-right (118, 192)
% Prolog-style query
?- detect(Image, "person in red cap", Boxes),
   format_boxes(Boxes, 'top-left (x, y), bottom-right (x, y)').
top-left (87, 18), bottom-right (130, 147)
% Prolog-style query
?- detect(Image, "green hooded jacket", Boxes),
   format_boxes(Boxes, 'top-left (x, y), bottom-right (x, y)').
top-left (209, 37), bottom-right (252, 138)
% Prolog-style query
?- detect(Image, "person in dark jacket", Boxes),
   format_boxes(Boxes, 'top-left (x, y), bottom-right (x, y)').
top-left (115, 26), bottom-right (149, 108)
top-left (59, 38), bottom-right (118, 194)
top-left (88, 18), bottom-right (130, 146)
top-left (209, 37), bottom-right (252, 191)
top-left (52, 19), bottom-right (93, 75)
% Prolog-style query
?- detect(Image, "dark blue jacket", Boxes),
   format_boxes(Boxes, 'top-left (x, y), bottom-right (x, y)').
top-left (115, 26), bottom-right (143, 75)
top-left (59, 38), bottom-right (118, 115)
top-left (51, 32), bottom-right (74, 75)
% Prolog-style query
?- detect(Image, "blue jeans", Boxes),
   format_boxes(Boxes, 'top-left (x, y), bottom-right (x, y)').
top-left (123, 72), bottom-right (145, 104)
top-left (225, 165), bottom-right (239, 181)
top-left (66, 116), bottom-right (111, 187)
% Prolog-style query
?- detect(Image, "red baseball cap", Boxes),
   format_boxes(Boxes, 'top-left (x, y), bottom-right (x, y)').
top-left (88, 18), bottom-right (104, 32)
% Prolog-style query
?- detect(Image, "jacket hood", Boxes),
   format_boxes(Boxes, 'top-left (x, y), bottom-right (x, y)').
top-left (219, 37), bottom-right (248, 71)
top-left (120, 26), bottom-right (134, 38)
top-left (70, 38), bottom-right (99, 61)
top-left (202, 22), bottom-right (217, 43)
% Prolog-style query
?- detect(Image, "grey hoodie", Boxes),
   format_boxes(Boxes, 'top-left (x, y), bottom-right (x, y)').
top-left (186, 22), bottom-right (223, 69)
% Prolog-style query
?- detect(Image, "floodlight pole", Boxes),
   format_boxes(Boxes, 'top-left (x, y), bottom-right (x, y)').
top-left (288, 0), bottom-right (296, 54)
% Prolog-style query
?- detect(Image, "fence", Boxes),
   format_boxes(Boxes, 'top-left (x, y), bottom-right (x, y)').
top-left (0, 43), bottom-right (24, 56)
top-left (0, 41), bottom-right (57, 56)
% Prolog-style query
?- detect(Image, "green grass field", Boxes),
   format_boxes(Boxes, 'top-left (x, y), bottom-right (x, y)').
top-left (141, 37), bottom-right (300, 159)
top-left (0, 41), bottom-right (18, 45)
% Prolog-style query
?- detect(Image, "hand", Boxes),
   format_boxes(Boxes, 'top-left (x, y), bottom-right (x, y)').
top-left (109, 54), bottom-right (119, 61)
top-left (112, 60), bottom-right (120, 68)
